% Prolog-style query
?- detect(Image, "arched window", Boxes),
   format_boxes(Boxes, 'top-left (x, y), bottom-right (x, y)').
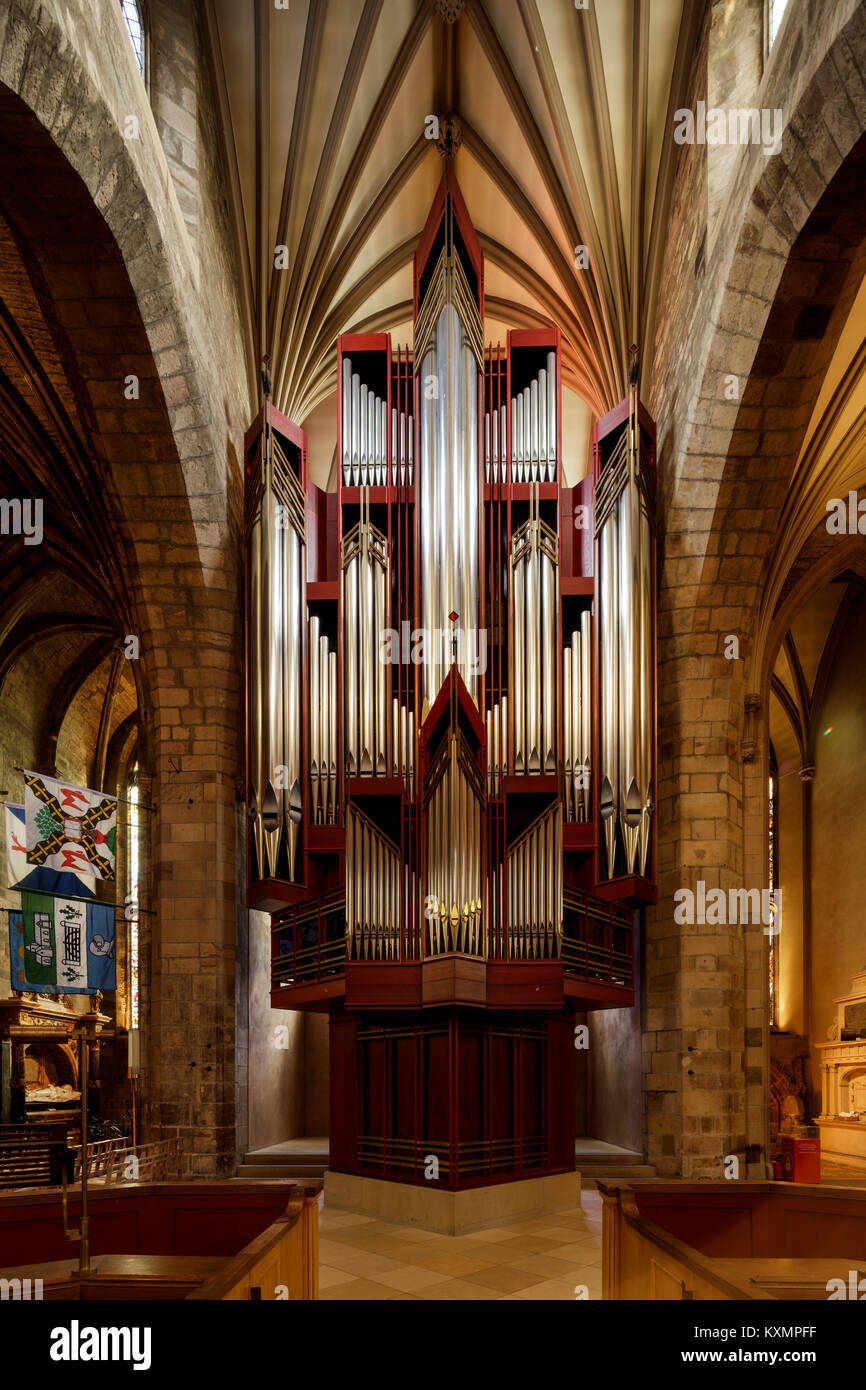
top-left (120, 0), bottom-right (147, 80)
top-left (768, 753), bottom-right (778, 1029)
top-left (768, 0), bottom-right (790, 50)
top-left (127, 764), bottom-right (141, 1035)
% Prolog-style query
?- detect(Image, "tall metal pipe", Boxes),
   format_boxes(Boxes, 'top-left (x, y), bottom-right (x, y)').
top-left (599, 502), bottom-right (619, 877)
top-left (484, 410), bottom-right (491, 485)
top-left (512, 555), bottom-right (525, 773)
top-left (563, 646), bottom-right (573, 820)
top-left (619, 444), bottom-right (642, 875)
top-left (342, 359), bottom-right (351, 486)
top-left (359, 383), bottom-right (368, 487)
top-left (579, 609), bottom-right (591, 820)
top-left (284, 522), bottom-right (303, 879)
top-left (309, 614), bottom-right (321, 822)
top-left (345, 552), bottom-right (358, 775)
top-left (249, 515), bottom-right (263, 875)
top-left (351, 373), bottom-right (360, 485)
top-left (530, 378), bottom-right (539, 483)
top-left (538, 367), bottom-right (547, 482)
top-left (546, 351), bottom-right (557, 481)
top-left (525, 524), bottom-right (540, 773)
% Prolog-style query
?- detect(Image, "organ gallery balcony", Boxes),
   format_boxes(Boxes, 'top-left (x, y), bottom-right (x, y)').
top-left (270, 883), bottom-right (634, 1014)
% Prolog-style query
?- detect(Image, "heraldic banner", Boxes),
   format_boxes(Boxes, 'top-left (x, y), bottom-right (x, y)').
top-left (9, 891), bottom-right (116, 993)
top-left (4, 802), bottom-right (96, 898)
top-left (23, 770), bottom-right (117, 882)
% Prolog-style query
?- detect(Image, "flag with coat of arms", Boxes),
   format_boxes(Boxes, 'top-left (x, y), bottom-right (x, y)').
top-left (23, 770), bottom-right (117, 882)
top-left (9, 890), bottom-right (116, 994)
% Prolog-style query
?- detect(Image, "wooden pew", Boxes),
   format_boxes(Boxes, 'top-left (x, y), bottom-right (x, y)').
top-left (599, 1178), bottom-right (866, 1300)
top-left (0, 1179), bottom-right (322, 1299)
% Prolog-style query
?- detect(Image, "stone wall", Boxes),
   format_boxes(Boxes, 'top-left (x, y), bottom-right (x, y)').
top-left (0, 0), bottom-right (253, 1174)
top-left (647, 0), bottom-right (866, 1176)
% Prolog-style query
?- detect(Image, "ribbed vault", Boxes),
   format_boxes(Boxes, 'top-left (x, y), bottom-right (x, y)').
top-left (204, 0), bottom-right (696, 481)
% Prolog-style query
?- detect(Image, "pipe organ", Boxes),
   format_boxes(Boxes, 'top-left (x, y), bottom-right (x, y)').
top-left (594, 392), bottom-right (656, 880)
top-left (244, 168), bottom-right (655, 1192)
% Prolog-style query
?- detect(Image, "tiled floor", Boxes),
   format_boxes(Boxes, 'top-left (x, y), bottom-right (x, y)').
top-left (318, 1190), bottom-right (604, 1300)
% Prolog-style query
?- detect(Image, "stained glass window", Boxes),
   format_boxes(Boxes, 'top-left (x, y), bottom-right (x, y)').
top-left (121, 0), bottom-right (146, 78)
top-left (768, 766), bottom-right (778, 1028)
top-left (128, 767), bottom-right (140, 1033)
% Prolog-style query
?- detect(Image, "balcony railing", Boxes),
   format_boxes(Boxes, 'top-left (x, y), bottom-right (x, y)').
top-left (271, 887), bottom-right (633, 991)
top-left (561, 890), bottom-right (633, 987)
top-left (272, 891), bottom-right (346, 987)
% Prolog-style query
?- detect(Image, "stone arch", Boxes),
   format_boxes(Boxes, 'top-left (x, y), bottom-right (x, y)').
top-left (647, 0), bottom-right (866, 1179)
top-left (0, 1), bottom-right (251, 1174)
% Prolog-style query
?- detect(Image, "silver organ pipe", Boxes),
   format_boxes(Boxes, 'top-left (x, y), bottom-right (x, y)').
top-left (485, 409), bottom-right (491, 485)
top-left (351, 373), bottom-right (360, 485)
top-left (249, 518), bottom-right (263, 875)
top-left (341, 507), bottom-right (389, 780)
top-left (400, 411), bottom-right (407, 485)
top-left (341, 360), bottom-right (351, 486)
top-left (598, 483), bottom-right (619, 877)
top-left (309, 614), bottom-right (320, 823)
top-left (307, 617), bottom-right (338, 825)
top-left (638, 498), bottom-right (653, 876)
top-left (416, 248), bottom-right (482, 711)
top-left (346, 803), bottom-right (406, 960)
top-left (341, 361), bottom-right (395, 489)
top-left (546, 351), bottom-right (557, 481)
top-left (506, 359), bottom-right (559, 485)
top-left (359, 382), bottom-right (368, 487)
top-left (380, 399), bottom-right (388, 485)
top-left (595, 388), bottom-right (654, 877)
top-left (425, 735), bottom-right (483, 956)
top-left (579, 610), bottom-right (591, 818)
top-left (563, 616), bottom-right (592, 822)
top-left (563, 646), bottom-right (573, 821)
top-left (538, 368), bottom-right (547, 480)
top-left (529, 379), bottom-right (539, 484)
top-left (391, 407), bottom-right (398, 486)
top-left (510, 506), bottom-right (559, 778)
top-left (247, 419), bottom-right (305, 881)
top-left (499, 403), bottom-right (506, 484)
top-left (283, 515), bottom-right (304, 877)
top-left (506, 805), bottom-right (561, 959)
top-left (328, 650), bottom-right (337, 822)
top-left (514, 392), bottom-right (523, 483)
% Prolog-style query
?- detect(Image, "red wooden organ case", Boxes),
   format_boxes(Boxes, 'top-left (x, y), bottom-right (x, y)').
top-left (243, 169), bottom-right (656, 1190)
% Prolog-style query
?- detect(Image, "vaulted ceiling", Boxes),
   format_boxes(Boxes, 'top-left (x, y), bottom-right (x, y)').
top-left (204, 0), bottom-right (698, 486)
top-left (770, 577), bottom-right (865, 773)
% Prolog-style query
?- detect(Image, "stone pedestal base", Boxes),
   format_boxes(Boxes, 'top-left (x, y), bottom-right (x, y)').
top-left (816, 1118), bottom-right (866, 1164)
top-left (323, 1169), bottom-right (581, 1235)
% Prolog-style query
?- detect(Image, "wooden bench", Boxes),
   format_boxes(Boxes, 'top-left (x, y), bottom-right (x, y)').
top-left (0, 1123), bottom-right (75, 1190)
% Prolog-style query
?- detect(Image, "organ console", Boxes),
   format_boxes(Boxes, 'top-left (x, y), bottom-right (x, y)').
top-left (244, 166), bottom-right (656, 1191)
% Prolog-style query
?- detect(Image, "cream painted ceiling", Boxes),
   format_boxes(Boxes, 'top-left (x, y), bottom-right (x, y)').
top-left (204, 0), bottom-right (697, 485)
